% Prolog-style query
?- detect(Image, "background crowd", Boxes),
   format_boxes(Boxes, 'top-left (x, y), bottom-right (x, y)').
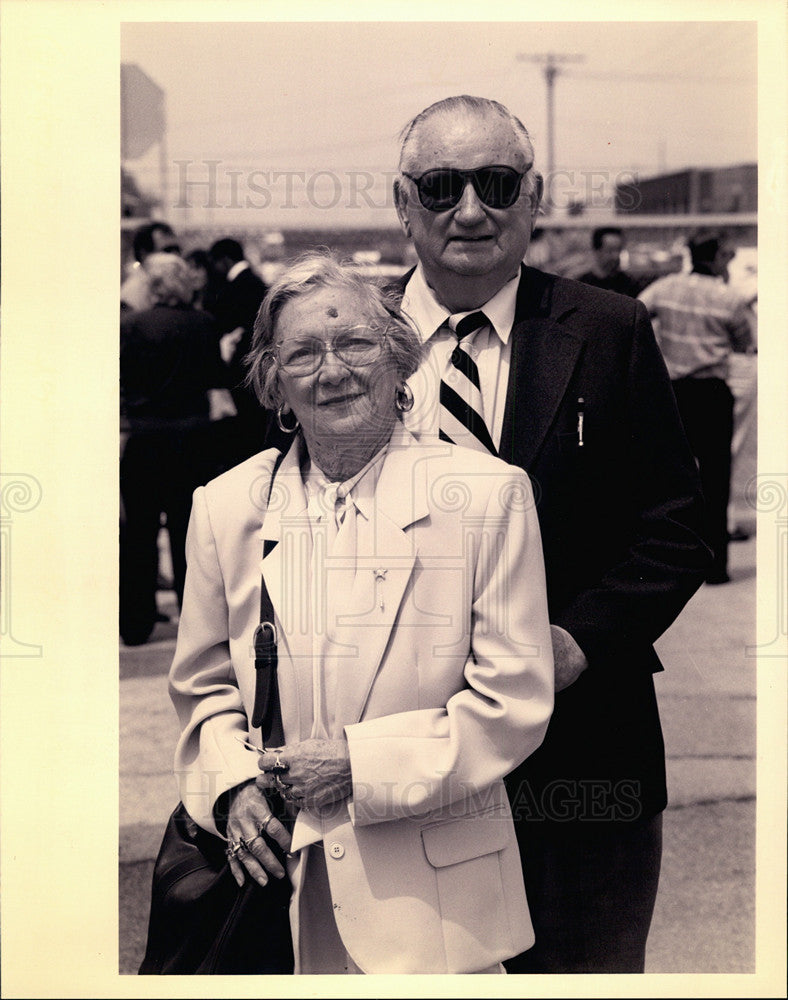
top-left (120, 226), bottom-right (270, 646)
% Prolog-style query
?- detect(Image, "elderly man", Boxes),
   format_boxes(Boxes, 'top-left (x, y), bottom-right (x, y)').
top-left (390, 95), bottom-right (710, 973)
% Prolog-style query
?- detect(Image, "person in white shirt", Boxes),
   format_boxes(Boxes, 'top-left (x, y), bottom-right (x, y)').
top-left (638, 231), bottom-right (754, 583)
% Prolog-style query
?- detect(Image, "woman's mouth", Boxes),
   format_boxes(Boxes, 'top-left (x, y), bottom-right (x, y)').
top-left (318, 393), bottom-right (363, 407)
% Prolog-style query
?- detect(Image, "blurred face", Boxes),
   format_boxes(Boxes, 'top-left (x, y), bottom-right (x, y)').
top-left (395, 110), bottom-right (540, 293)
top-left (151, 228), bottom-right (180, 255)
top-left (713, 241), bottom-right (735, 280)
top-left (206, 255), bottom-right (224, 279)
top-left (187, 261), bottom-right (209, 291)
top-left (274, 285), bottom-right (399, 451)
top-left (595, 234), bottom-right (624, 276)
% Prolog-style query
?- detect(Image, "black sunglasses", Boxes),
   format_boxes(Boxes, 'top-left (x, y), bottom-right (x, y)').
top-left (402, 165), bottom-right (527, 212)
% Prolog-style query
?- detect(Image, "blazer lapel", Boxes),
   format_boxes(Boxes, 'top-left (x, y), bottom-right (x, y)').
top-left (499, 269), bottom-right (586, 469)
top-left (259, 440), bottom-right (313, 741)
top-left (332, 426), bottom-right (427, 725)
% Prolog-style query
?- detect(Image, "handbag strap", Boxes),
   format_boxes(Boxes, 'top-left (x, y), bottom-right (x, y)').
top-left (251, 448), bottom-right (286, 742)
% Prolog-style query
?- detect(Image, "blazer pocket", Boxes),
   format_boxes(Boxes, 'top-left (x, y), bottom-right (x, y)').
top-left (421, 807), bottom-right (509, 867)
top-left (419, 807), bottom-right (516, 971)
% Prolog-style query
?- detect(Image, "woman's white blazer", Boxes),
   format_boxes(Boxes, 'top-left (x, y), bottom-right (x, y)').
top-left (169, 423), bottom-right (554, 973)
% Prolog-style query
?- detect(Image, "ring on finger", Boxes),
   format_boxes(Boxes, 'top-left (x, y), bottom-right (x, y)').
top-left (258, 815), bottom-right (274, 836)
top-left (225, 839), bottom-right (244, 859)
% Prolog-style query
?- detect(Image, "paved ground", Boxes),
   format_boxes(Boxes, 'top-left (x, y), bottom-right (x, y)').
top-left (118, 523), bottom-right (764, 978)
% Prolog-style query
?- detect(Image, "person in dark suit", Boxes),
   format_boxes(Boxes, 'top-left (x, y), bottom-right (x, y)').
top-left (120, 252), bottom-right (228, 646)
top-left (388, 95), bottom-right (711, 973)
top-left (208, 238), bottom-right (269, 466)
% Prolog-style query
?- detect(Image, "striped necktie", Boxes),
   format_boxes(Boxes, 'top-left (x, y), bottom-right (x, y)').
top-left (439, 311), bottom-right (497, 456)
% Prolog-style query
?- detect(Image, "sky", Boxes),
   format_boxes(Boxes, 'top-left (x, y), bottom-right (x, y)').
top-left (121, 19), bottom-right (758, 229)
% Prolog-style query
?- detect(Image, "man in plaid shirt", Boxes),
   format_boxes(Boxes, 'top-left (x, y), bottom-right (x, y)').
top-left (639, 231), bottom-right (755, 584)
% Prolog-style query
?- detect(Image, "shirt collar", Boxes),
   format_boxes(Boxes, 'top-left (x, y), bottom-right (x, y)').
top-left (401, 263), bottom-right (521, 344)
top-left (227, 260), bottom-right (250, 282)
top-left (304, 442), bottom-right (388, 523)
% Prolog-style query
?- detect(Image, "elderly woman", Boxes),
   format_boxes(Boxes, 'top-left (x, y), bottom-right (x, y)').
top-left (120, 252), bottom-right (228, 646)
top-left (168, 252), bottom-right (553, 974)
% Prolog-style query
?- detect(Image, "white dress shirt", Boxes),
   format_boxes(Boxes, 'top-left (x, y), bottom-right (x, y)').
top-left (399, 264), bottom-right (521, 449)
top-left (303, 445), bottom-right (388, 740)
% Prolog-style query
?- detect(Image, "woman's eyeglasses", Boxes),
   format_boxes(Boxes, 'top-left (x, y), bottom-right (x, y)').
top-left (273, 327), bottom-right (386, 377)
top-left (402, 165), bottom-right (527, 212)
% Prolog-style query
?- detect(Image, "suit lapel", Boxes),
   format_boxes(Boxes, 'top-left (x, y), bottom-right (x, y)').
top-left (499, 268), bottom-right (586, 469)
top-left (392, 264), bottom-right (586, 470)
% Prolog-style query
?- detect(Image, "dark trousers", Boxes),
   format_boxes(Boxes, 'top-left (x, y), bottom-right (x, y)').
top-left (671, 376), bottom-right (734, 579)
top-left (119, 427), bottom-right (212, 645)
top-left (505, 812), bottom-right (663, 973)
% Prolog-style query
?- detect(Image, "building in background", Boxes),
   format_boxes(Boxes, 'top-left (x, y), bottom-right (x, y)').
top-left (616, 164), bottom-right (757, 216)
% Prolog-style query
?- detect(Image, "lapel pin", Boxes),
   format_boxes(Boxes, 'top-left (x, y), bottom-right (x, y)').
top-left (374, 569), bottom-right (387, 613)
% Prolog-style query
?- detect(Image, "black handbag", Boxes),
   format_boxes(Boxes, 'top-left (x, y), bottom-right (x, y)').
top-left (137, 797), bottom-right (293, 974)
top-left (139, 450), bottom-right (294, 975)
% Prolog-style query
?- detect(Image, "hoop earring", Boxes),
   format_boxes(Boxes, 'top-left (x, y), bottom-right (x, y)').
top-left (395, 383), bottom-right (414, 413)
top-left (276, 405), bottom-right (300, 434)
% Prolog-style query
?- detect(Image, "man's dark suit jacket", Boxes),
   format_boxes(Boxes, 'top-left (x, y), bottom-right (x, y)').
top-left (397, 265), bottom-right (711, 824)
top-left (211, 266), bottom-right (268, 395)
top-left (210, 265), bottom-right (269, 461)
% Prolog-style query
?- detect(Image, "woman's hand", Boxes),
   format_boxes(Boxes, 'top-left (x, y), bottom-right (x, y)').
top-left (256, 739), bottom-right (352, 814)
top-left (225, 779), bottom-right (292, 888)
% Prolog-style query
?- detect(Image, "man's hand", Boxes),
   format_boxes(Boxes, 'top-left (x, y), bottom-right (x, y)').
top-left (208, 388), bottom-right (237, 421)
top-left (551, 624), bottom-right (588, 692)
top-left (220, 326), bottom-right (244, 364)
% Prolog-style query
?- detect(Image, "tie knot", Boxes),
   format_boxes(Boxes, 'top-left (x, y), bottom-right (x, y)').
top-left (453, 311), bottom-right (488, 340)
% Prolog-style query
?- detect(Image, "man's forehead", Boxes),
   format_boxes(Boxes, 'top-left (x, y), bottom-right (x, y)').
top-left (406, 109), bottom-right (530, 168)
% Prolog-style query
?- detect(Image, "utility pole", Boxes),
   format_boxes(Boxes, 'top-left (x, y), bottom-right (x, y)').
top-left (517, 52), bottom-right (584, 212)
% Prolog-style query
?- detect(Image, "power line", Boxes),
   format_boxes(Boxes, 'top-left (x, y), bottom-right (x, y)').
top-left (565, 70), bottom-right (755, 85)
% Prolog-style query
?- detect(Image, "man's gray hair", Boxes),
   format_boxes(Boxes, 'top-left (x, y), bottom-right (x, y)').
top-left (398, 95), bottom-right (538, 200)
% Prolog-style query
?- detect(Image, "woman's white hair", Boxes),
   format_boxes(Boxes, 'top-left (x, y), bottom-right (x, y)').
top-left (245, 250), bottom-right (424, 410)
top-left (144, 252), bottom-right (195, 307)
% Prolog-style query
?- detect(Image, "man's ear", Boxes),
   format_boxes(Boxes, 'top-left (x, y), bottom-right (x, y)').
top-left (530, 171), bottom-right (544, 223)
top-left (393, 178), bottom-right (412, 238)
